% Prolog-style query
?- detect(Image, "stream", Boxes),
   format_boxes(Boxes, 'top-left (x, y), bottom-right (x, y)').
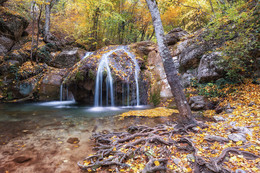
top-left (0, 102), bottom-right (172, 173)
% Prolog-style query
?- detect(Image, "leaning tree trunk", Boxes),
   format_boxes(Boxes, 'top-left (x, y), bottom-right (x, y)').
top-left (146, 0), bottom-right (196, 126)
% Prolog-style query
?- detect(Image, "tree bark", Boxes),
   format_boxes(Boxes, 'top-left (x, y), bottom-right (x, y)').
top-left (30, 1), bottom-right (36, 62)
top-left (145, 0), bottom-right (196, 125)
top-left (35, 5), bottom-right (43, 63)
top-left (44, 0), bottom-right (51, 39)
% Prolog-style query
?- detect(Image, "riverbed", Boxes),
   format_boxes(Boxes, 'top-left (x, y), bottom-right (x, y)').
top-left (0, 102), bottom-right (172, 173)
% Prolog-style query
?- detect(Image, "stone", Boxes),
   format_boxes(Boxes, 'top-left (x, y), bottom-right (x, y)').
top-left (165, 28), bottom-right (189, 46)
top-left (0, 36), bottom-right (14, 55)
top-left (232, 126), bottom-right (252, 136)
top-left (50, 48), bottom-right (83, 68)
top-left (13, 156), bottom-right (32, 163)
top-left (186, 154), bottom-right (195, 162)
top-left (38, 68), bottom-right (67, 101)
top-left (205, 135), bottom-right (229, 143)
top-left (189, 96), bottom-right (206, 110)
top-left (173, 158), bottom-right (181, 165)
top-left (213, 116), bottom-right (226, 122)
top-left (228, 133), bottom-right (247, 142)
top-left (129, 41), bottom-right (156, 55)
top-left (225, 108), bottom-right (234, 113)
top-left (0, 7), bottom-right (29, 40)
top-left (67, 137), bottom-right (80, 144)
top-left (197, 52), bottom-right (224, 82)
top-left (19, 76), bottom-right (38, 96)
top-left (181, 71), bottom-right (196, 88)
top-left (178, 43), bottom-right (208, 71)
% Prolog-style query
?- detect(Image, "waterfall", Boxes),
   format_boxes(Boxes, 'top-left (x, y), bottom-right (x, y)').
top-left (60, 84), bottom-right (63, 101)
top-left (94, 46), bottom-right (140, 107)
top-left (81, 52), bottom-right (93, 60)
top-left (123, 47), bottom-right (140, 106)
top-left (94, 49), bottom-right (117, 107)
top-left (127, 83), bottom-right (130, 106)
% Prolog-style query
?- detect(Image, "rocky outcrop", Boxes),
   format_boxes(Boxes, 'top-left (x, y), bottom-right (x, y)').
top-left (50, 48), bottom-right (86, 68)
top-left (65, 45), bottom-right (149, 105)
top-left (0, 7), bottom-right (29, 41)
top-left (197, 52), bottom-right (224, 82)
top-left (165, 27), bottom-right (189, 46)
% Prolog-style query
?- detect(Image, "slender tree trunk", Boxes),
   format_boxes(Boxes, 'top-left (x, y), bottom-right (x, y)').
top-left (35, 5), bottom-right (43, 63)
top-left (146, 0), bottom-right (196, 125)
top-left (44, 0), bottom-right (51, 39)
top-left (30, 1), bottom-right (36, 62)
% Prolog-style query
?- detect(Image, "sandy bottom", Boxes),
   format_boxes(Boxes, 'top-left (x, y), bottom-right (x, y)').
top-left (0, 106), bottom-right (172, 173)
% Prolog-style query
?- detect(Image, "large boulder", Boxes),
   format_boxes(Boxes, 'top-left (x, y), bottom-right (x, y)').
top-left (38, 68), bottom-right (68, 101)
top-left (197, 52), bottom-right (224, 82)
top-left (0, 36), bottom-right (14, 56)
top-left (66, 45), bottom-right (149, 105)
top-left (50, 48), bottom-right (86, 68)
top-left (0, 7), bottom-right (29, 40)
top-left (177, 29), bottom-right (210, 72)
top-left (179, 43), bottom-right (208, 72)
top-left (165, 27), bottom-right (189, 46)
top-left (19, 76), bottom-right (39, 96)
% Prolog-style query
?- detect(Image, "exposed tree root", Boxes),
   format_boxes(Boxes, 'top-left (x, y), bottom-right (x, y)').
top-left (78, 123), bottom-right (259, 172)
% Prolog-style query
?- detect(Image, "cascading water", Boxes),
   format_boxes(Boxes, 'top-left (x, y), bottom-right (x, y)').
top-left (94, 46), bottom-right (140, 107)
top-left (123, 47), bottom-right (140, 106)
top-left (94, 49), bottom-right (117, 107)
top-left (81, 52), bottom-right (93, 60)
top-left (60, 84), bottom-right (63, 101)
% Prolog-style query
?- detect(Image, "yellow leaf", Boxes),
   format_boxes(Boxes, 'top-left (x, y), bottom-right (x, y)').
top-left (154, 160), bottom-right (160, 166)
top-left (236, 141), bottom-right (243, 145)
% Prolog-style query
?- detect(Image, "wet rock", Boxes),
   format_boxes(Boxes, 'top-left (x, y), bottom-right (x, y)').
top-left (19, 76), bottom-right (38, 96)
top-left (213, 116), bottom-right (226, 122)
top-left (228, 133), bottom-right (247, 142)
top-left (189, 96), bottom-right (206, 110)
top-left (13, 156), bottom-right (32, 163)
top-left (38, 67), bottom-right (68, 101)
top-left (197, 52), bottom-right (224, 82)
top-left (67, 137), bottom-right (80, 144)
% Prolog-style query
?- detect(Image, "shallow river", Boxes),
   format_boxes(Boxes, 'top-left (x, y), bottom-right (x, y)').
top-left (0, 102), bottom-right (172, 173)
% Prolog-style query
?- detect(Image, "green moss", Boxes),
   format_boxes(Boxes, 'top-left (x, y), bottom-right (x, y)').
top-left (75, 71), bottom-right (84, 81)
